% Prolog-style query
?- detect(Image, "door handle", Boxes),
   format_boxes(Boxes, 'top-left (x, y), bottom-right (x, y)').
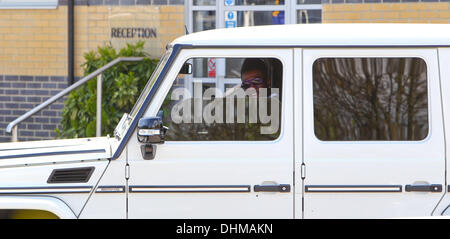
top-left (254, 184), bottom-right (290, 193)
top-left (405, 184), bottom-right (442, 192)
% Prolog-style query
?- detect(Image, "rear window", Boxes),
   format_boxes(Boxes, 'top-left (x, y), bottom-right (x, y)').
top-left (313, 57), bottom-right (428, 141)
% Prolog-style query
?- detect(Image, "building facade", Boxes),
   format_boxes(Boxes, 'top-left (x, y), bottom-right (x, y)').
top-left (0, 0), bottom-right (449, 142)
top-left (0, 0), bottom-right (184, 142)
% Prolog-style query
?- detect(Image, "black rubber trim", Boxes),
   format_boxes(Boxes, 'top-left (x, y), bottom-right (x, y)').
top-left (0, 186), bottom-right (93, 194)
top-left (405, 184), bottom-right (442, 192)
top-left (129, 185), bottom-right (251, 193)
top-left (254, 184), bottom-right (290, 192)
top-left (305, 185), bottom-right (403, 193)
top-left (0, 149), bottom-right (106, 160)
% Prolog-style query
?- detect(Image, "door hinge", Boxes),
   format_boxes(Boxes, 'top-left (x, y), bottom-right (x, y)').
top-left (125, 163), bottom-right (130, 180)
top-left (301, 163), bottom-right (306, 180)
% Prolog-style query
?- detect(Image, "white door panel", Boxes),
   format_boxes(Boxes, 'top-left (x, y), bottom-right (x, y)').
top-left (431, 48), bottom-right (450, 216)
top-left (301, 48), bottom-right (445, 218)
top-left (129, 156), bottom-right (292, 218)
top-left (127, 48), bottom-right (294, 219)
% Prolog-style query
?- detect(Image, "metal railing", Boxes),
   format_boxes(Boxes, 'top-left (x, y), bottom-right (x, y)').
top-left (5, 57), bottom-right (144, 142)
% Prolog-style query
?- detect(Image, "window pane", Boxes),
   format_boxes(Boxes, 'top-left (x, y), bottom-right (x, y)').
top-left (232, 0), bottom-right (285, 5)
top-left (313, 58), bottom-right (428, 141)
top-left (235, 11), bottom-right (285, 27)
top-left (297, 10), bottom-right (322, 24)
top-left (159, 58), bottom-right (283, 141)
top-left (193, 11), bottom-right (216, 32)
top-left (226, 58), bottom-right (245, 78)
top-left (194, 0), bottom-right (216, 5)
top-left (297, 0), bottom-right (322, 4)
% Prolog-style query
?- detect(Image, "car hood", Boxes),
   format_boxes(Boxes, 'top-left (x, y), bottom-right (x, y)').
top-left (0, 137), bottom-right (116, 167)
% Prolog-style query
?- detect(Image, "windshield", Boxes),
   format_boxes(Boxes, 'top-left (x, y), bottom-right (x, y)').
top-left (113, 47), bottom-right (173, 140)
top-left (129, 47), bottom-right (173, 119)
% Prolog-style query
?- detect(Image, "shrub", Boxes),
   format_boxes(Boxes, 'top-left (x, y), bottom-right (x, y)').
top-left (57, 41), bottom-right (159, 138)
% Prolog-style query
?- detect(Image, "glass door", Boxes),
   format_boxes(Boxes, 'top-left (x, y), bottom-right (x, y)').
top-left (219, 0), bottom-right (288, 29)
top-left (186, 0), bottom-right (217, 34)
top-left (185, 0), bottom-right (323, 33)
top-left (295, 0), bottom-right (322, 24)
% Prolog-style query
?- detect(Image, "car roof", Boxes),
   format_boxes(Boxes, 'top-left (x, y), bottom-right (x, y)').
top-left (172, 24), bottom-right (450, 47)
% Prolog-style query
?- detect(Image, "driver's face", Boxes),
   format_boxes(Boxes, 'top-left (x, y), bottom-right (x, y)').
top-left (241, 69), bottom-right (267, 93)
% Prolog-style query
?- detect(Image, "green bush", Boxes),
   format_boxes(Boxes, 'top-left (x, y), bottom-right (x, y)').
top-left (57, 41), bottom-right (159, 138)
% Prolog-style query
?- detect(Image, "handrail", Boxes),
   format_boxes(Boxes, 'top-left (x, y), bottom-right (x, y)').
top-left (6, 57), bottom-right (144, 140)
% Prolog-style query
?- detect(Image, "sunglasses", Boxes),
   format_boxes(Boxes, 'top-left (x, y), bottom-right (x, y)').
top-left (241, 78), bottom-right (265, 90)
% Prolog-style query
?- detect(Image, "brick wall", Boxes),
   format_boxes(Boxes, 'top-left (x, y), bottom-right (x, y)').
top-left (323, 2), bottom-right (450, 23)
top-left (0, 0), bottom-right (185, 142)
top-left (0, 7), bottom-right (67, 77)
top-left (0, 3), bottom-right (184, 78)
top-left (0, 75), bottom-right (67, 142)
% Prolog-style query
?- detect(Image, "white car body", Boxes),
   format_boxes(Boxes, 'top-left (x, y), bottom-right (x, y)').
top-left (2, 24), bottom-right (450, 219)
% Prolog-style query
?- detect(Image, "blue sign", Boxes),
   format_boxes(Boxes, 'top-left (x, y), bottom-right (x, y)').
top-left (225, 10), bottom-right (237, 28)
top-left (227, 11), bottom-right (234, 20)
top-left (225, 0), bottom-right (235, 6)
top-left (225, 21), bottom-right (236, 28)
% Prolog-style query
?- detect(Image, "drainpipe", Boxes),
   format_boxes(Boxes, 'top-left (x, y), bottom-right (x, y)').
top-left (68, 0), bottom-right (74, 85)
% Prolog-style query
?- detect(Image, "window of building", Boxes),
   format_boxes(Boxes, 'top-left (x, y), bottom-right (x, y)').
top-left (159, 57), bottom-right (283, 141)
top-left (194, 0), bottom-right (216, 5)
top-left (313, 57), bottom-right (428, 141)
top-left (233, 0), bottom-right (285, 5)
top-left (0, 0), bottom-right (58, 9)
top-left (186, 0), bottom-right (321, 34)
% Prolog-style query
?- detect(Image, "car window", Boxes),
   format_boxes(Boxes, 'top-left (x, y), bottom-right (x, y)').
top-left (159, 57), bottom-right (283, 141)
top-left (313, 57), bottom-right (428, 141)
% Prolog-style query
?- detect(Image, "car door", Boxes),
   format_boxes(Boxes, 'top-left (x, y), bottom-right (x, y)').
top-left (301, 48), bottom-right (445, 218)
top-left (126, 48), bottom-right (294, 218)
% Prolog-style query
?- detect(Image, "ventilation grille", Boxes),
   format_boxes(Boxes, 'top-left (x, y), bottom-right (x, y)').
top-left (47, 167), bottom-right (94, 184)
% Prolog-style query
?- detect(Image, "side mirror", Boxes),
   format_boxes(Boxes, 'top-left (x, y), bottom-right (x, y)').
top-left (137, 116), bottom-right (168, 160)
top-left (137, 116), bottom-right (168, 144)
top-left (179, 63), bottom-right (192, 74)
